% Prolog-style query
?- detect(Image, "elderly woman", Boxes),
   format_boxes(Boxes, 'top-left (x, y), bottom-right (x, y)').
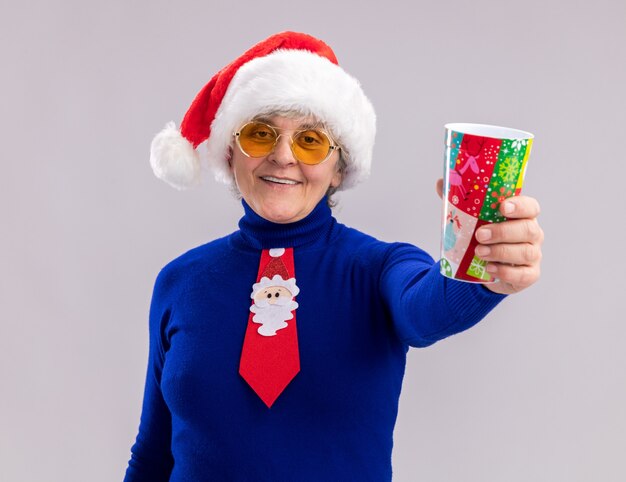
top-left (124, 32), bottom-right (543, 481)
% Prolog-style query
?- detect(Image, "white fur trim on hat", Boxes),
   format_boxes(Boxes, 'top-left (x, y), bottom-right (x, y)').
top-left (150, 121), bottom-right (201, 190)
top-left (206, 49), bottom-right (376, 191)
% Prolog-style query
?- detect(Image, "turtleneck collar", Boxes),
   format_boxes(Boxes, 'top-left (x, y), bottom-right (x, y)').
top-left (236, 197), bottom-right (337, 250)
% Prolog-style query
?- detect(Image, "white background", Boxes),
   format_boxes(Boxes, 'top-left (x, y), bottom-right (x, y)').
top-left (2, 0), bottom-right (625, 480)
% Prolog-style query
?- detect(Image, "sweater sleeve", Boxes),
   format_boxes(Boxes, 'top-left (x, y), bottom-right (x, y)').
top-left (124, 268), bottom-right (175, 481)
top-left (379, 243), bottom-right (507, 348)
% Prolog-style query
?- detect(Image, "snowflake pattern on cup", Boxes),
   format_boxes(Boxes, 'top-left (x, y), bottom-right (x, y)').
top-left (479, 139), bottom-right (529, 222)
top-left (498, 156), bottom-right (522, 184)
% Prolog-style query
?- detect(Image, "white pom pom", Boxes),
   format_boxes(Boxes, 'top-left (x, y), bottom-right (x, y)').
top-left (149, 122), bottom-right (201, 190)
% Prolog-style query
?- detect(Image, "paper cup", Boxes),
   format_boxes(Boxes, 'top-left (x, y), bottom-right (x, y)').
top-left (440, 123), bottom-right (534, 283)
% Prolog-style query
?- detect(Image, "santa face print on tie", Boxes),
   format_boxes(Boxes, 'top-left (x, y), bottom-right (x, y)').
top-left (250, 274), bottom-right (300, 336)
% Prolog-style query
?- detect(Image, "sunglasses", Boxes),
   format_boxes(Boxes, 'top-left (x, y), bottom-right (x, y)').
top-left (233, 121), bottom-right (341, 165)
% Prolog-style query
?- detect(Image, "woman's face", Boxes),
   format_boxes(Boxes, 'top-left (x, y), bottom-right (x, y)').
top-left (229, 115), bottom-right (342, 224)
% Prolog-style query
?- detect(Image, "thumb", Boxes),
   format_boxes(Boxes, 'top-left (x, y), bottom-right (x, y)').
top-left (436, 178), bottom-right (443, 199)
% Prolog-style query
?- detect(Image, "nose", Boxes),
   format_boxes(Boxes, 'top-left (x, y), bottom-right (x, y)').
top-left (267, 134), bottom-right (297, 167)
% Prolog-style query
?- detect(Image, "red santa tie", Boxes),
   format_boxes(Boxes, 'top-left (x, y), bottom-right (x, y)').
top-left (239, 247), bottom-right (300, 408)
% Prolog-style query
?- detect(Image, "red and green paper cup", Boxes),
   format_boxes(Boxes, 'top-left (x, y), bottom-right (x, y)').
top-left (440, 123), bottom-right (534, 283)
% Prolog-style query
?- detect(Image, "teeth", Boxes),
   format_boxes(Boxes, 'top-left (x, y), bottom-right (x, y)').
top-left (262, 176), bottom-right (298, 185)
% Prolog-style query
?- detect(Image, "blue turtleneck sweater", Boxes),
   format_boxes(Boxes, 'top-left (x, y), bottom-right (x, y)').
top-left (124, 199), bottom-right (506, 481)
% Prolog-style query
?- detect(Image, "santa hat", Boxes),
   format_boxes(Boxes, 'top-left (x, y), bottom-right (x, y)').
top-left (149, 31), bottom-right (376, 191)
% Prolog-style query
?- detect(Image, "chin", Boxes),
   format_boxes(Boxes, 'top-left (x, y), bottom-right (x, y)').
top-left (262, 208), bottom-right (303, 224)
top-left (256, 201), bottom-right (305, 224)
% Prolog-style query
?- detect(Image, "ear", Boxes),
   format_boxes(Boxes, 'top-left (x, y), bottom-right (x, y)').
top-left (226, 146), bottom-right (234, 170)
top-left (330, 165), bottom-right (343, 189)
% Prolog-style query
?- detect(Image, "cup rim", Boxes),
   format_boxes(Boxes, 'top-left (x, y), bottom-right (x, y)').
top-left (445, 123), bottom-right (534, 140)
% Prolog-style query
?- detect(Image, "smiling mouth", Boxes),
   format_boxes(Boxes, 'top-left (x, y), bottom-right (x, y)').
top-left (260, 176), bottom-right (300, 185)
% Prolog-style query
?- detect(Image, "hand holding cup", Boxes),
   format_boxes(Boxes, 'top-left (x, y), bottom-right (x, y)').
top-left (439, 123), bottom-right (542, 293)
top-left (437, 179), bottom-right (543, 294)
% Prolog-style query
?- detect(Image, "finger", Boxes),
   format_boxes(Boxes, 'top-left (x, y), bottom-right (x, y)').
top-left (476, 218), bottom-right (544, 245)
top-left (486, 262), bottom-right (540, 288)
top-left (436, 178), bottom-right (443, 199)
top-left (499, 195), bottom-right (541, 219)
top-left (475, 242), bottom-right (542, 266)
